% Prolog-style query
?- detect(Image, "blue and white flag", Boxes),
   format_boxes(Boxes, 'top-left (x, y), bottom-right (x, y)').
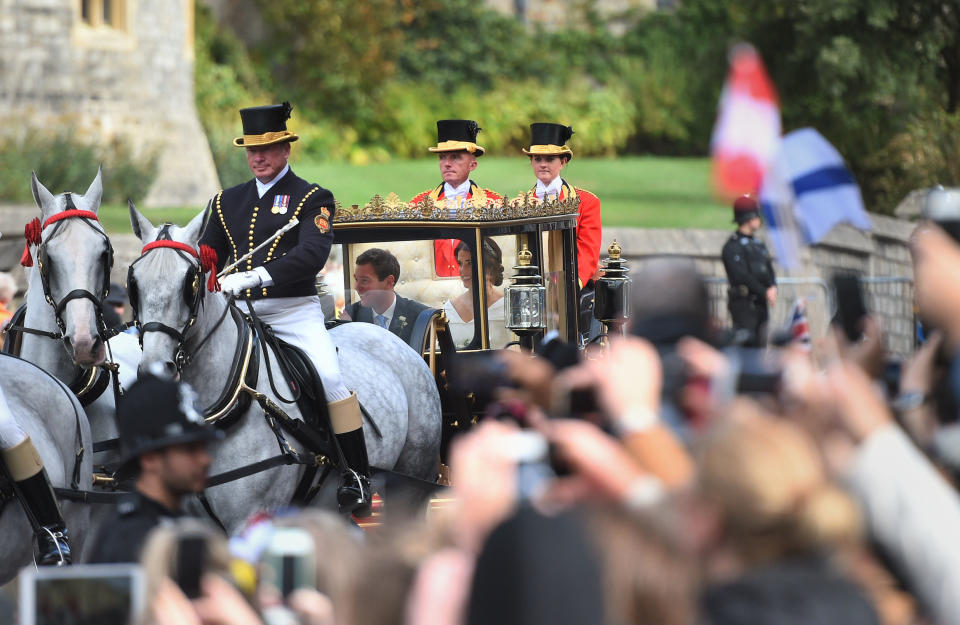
top-left (759, 128), bottom-right (871, 268)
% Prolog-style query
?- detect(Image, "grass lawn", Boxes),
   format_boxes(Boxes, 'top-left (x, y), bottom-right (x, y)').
top-left (98, 156), bottom-right (731, 233)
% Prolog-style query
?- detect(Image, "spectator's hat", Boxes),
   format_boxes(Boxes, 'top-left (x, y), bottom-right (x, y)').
top-left (105, 282), bottom-right (126, 307)
top-left (234, 102), bottom-right (299, 147)
top-left (428, 120), bottom-right (485, 156)
top-left (522, 123), bottom-right (574, 160)
top-left (115, 371), bottom-right (224, 478)
top-left (733, 194), bottom-right (762, 224)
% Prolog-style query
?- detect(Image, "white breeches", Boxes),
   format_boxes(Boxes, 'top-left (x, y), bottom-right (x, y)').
top-left (251, 296), bottom-right (351, 402)
top-left (0, 384), bottom-right (27, 449)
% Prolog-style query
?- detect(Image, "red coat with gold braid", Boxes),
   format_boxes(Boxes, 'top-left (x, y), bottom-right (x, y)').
top-left (410, 180), bottom-right (503, 277)
top-left (528, 178), bottom-right (601, 288)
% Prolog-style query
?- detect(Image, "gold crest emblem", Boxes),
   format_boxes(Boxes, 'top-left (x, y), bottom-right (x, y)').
top-left (314, 215), bottom-right (330, 233)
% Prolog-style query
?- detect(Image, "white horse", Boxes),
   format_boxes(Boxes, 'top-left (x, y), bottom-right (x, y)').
top-left (16, 171), bottom-right (139, 462)
top-left (0, 355), bottom-right (93, 583)
top-left (128, 206), bottom-right (441, 532)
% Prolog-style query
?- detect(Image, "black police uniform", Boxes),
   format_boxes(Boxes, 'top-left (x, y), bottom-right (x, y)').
top-left (722, 231), bottom-right (776, 347)
top-left (86, 374), bottom-right (222, 563)
top-left (87, 493), bottom-right (184, 564)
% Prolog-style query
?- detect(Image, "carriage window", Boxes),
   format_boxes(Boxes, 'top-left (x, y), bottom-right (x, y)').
top-left (318, 244), bottom-right (345, 321)
top-left (541, 230), bottom-right (569, 342)
top-left (488, 234), bottom-right (520, 350)
top-left (337, 236), bottom-right (524, 350)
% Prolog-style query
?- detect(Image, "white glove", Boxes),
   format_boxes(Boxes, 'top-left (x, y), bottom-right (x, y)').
top-left (219, 270), bottom-right (262, 296)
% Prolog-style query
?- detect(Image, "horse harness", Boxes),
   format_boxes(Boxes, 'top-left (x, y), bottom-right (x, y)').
top-left (4, 202), bottom-right (125, 407)
top-left (127, 224), bottom-right (208, 371)
top-left (125, 234), bottom-right (342, 527)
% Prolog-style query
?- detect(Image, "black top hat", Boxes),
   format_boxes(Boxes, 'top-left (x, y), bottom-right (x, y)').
top-left (733, 194), bottom-right (762, 224)
top-left (428, 119), bottom-right (485, 156)
top-left (115, 373), bottom-right (224, 479)
top-left (233, 102), bottom-right (300, 147)
top-left (523, 122), bottom-right (574, 159)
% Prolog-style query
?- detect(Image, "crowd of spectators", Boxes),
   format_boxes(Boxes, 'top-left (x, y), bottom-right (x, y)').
top-left (11, 223), bottom-right (960, 625)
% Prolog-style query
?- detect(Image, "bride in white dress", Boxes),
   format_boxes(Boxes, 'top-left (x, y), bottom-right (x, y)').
top-left (442, 238), bottom-right (510, 349)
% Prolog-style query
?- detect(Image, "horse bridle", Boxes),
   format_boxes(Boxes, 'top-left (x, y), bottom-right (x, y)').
top-left (25, 195), bottom-right (114, 339)
top-left (127, 225), bottom-right (215, 371)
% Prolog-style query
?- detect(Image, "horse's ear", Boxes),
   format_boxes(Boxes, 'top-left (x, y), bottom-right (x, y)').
top-left (31, 172), bottom-right (55, 216)
top-left (83, 166), bottom-right (103, 214)
top-left (129, 199), bottom-right (155, 243)
top-left (180, 208), bottom-right (208, 247)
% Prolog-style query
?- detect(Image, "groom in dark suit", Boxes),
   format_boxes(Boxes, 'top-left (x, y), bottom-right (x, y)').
top-left (343, 248), bottom-right (429, 345)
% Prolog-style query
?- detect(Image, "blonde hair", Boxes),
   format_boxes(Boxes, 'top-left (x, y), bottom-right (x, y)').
top-left (697, 399), bottom-right (861, 565)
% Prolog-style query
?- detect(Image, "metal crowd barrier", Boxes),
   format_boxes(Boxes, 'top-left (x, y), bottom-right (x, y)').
top-left (704, 275), bottom-right (915, 356)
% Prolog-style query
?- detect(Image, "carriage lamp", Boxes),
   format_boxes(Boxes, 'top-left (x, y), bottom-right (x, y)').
top-left (504, 243), bottom-right (547, 349)
top-left (594, 240), bottom-right (631, 333)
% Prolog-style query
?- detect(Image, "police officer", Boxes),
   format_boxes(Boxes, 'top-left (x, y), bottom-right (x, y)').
top-left (411, 120), bottom-right (502, 277)
top-left (88, 374), bottom-right (223, 564)
top-left (722, 195), bottom-right (777, 347)
top-left (200, 102), bottom-right (372, 515)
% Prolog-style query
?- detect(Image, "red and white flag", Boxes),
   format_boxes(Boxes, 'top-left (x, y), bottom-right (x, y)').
top-left (710, 44), bottom-right (781, 200)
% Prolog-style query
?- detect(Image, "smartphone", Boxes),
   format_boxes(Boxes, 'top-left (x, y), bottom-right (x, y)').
top-left (18, 563), bottom-right (144, 625)
top-left (260, 527), bottom-right (316, 600)
top-left (175, 534), bottom-right (207, 600)
top-left (833, 273), bottom-right (867, 342)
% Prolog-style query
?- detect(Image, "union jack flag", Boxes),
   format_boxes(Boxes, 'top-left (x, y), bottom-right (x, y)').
top-left (786, 297), bottom-right (811, 350)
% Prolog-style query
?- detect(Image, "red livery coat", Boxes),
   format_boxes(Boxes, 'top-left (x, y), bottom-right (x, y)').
top-left (410, 181), bottom-right (503, 277)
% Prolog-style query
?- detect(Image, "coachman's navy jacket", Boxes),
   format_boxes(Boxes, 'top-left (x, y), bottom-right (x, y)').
top-left (200, 168), bottom-right (335, 300)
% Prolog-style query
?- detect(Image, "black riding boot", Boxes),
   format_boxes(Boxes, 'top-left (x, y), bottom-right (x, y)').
top-left (329, 393), bottom-right (372, 517)
top-left (336, 429), bottom-right (372, 517)
top-left (3, 438), bottom-right (71, 566)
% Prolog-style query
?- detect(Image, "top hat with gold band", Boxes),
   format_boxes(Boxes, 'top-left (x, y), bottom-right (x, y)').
top-left (522, 123), bottom-right (574, 159)
top-left (233, 102), bottom-right (300, 147)
top-left (428, 119), bottom-right (485, 156)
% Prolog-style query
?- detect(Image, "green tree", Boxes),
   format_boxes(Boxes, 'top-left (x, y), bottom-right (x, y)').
top-left (253, 0), bottom-right (405, 126)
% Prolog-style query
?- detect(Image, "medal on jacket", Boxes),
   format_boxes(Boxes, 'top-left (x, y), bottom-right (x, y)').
top-left (272, 195), bottom-right (290, 215)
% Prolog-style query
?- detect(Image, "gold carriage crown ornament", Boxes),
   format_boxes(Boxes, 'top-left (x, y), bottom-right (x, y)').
top-left (333, 191), bottom-right (580, 223)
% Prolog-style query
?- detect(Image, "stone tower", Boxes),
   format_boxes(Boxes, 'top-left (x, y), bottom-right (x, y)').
top-left (0, 0), bottom-right (219, 207)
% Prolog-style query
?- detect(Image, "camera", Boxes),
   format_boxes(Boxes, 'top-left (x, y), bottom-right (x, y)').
top-left (19, 563), bottom-right (144, 625)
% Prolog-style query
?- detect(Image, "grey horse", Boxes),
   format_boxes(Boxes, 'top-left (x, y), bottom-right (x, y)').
top-left (19, 171), bottom-right (139, 461)
top-left (0, 355), bottom-right (93, 583)
top-left (128, 206), bottom-right (441, 533)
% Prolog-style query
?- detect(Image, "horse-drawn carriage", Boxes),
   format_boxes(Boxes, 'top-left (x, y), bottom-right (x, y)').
top-left (0, 172), bottom-right (629, 575)
top-left (325, 190), bottom-right (627, 455)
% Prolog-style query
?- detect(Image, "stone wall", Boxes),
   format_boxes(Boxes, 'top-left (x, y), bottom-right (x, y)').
top-left (0, 0), bottom-right (219, 207)
top-left (603, 214), bottom-right (917, 357)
